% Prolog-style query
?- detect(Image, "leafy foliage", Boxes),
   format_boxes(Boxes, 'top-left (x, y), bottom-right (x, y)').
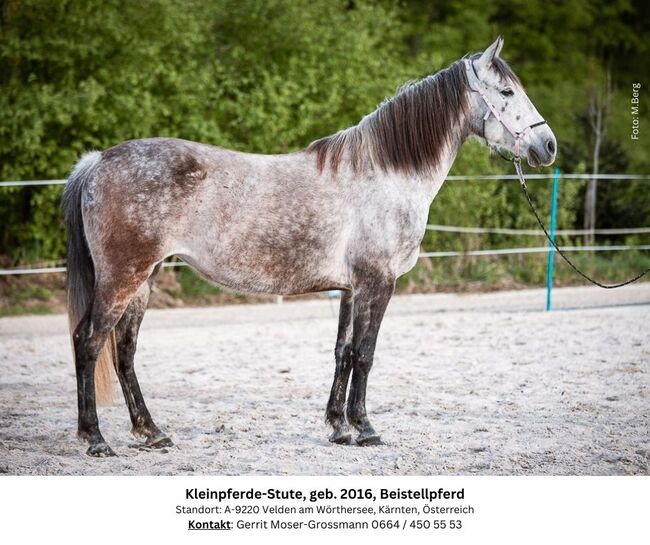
top-left (0, 0), bottom-right (648, 282)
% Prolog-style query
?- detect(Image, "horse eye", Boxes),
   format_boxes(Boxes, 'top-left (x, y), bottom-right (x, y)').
top-left (500, 88), bottom-right (514, 97)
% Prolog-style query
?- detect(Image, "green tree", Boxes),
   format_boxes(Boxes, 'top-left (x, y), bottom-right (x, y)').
top-left (0, 0), bottom-right (647, 286)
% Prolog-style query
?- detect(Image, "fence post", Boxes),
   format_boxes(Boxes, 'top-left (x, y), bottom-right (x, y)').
top-left (546, 167), bottom-right (560, 311)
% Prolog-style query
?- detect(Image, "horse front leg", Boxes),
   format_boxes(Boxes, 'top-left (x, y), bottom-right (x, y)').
top-left (347, 272), bottom-right (394, 446)
top-left (326, 291), bottom-right (354, 444)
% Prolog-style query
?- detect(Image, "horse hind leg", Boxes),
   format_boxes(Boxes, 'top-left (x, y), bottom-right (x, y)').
top-left (114, 265), bottom-right (172, 448)
top-left (75, 266), bottom-right (157, 456)
top-left (74, 307), bottom-right (119, 457)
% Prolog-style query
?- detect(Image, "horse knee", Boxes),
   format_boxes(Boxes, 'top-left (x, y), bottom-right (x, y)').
top-left (335, 341), bottom-right (352, 370)
top-left (72, 318), bottom-right (103, 365)
top-left (115, 327), bottom-right (138, 367)
top-left (352, 349), bottom-right (374, 374)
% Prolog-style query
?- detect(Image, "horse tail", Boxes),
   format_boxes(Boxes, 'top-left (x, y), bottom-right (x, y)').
top-left (62, 151), bottom-right (117, 406)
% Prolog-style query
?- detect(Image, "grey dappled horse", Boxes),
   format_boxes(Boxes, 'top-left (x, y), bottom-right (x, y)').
top-left (63, 37), bottom-right (556, 456)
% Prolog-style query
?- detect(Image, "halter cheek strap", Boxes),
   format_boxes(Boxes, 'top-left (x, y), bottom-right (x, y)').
top-left (463, 59), bottom-right (546, 161)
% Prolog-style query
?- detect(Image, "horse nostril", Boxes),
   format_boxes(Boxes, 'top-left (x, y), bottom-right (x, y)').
top-left (546, 139), bottom-right (556, 155)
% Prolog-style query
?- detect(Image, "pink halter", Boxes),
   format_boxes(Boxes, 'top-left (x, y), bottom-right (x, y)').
top-left (463, 59), bottom-right (547, 161)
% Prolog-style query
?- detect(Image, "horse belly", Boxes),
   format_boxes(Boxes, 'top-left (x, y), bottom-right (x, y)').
top-left (177, 220), bottom-right (350, 296)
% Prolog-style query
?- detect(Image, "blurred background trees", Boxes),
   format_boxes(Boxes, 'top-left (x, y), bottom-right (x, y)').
top-left (0, 0), bottom-right (648, 299)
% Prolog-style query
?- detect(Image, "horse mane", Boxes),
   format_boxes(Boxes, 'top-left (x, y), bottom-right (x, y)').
top-left (307, 60), bottom-right (471, 176)
top-left (307, 54), bottom-right (522, 176)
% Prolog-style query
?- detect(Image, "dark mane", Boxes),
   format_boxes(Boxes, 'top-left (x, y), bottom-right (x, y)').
top-left (307, 60), bottom-right (470, 176)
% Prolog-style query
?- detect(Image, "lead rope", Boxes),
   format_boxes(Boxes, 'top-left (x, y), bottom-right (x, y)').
top-left (465, 57), bottom-right (649, 287)
top-left (514, 158), bottom-right (650, 289)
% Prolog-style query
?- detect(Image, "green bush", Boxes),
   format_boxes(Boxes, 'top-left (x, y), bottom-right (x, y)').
top-left (1, 0), bottom-right (647, 284)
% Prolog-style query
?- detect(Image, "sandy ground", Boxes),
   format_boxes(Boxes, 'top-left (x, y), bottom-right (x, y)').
top-left (0, 284), bottom-right (648, 476)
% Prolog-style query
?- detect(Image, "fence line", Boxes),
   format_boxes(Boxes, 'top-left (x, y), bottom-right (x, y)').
top-left (445, 173), bottom-right (650, 181)
top-left (426, 224), bottom-right (650, 236)
top-left (2, 173), bottom-right (649, 283)
top-left (0, 266), bottom-right (67, 276)
top-left (419, 244), bottom-right (650, 258)
top-left (0, 261), bottom-right (189, 276)
top-left (3, 173), bottom-right (650, 188)
top-left (0, 180), bottom-right (67, 187)
top-left (2, 245), bottom-right (649, 276)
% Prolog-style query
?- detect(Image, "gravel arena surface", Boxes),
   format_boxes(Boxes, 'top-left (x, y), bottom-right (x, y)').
top-left (1, 285), bottom-right (648, 476)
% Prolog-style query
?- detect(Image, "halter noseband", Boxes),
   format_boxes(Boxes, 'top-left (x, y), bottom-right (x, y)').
top-left (463, 59), bottom-right (546, 162)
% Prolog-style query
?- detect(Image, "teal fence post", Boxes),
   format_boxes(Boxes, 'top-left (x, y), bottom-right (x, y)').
top-left (546, 167), bottom-right (560, 311)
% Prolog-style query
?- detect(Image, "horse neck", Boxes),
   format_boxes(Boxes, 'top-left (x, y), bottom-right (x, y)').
top-left (390, 113), bottom-right (470, 203)
top-left (356, 84), bottom-right (472, 201)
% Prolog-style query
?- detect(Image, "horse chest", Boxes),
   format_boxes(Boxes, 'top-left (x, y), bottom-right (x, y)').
top-left (389, 209), bottom-right (428, 276)
top-left (351, 189), bottom-right (429, 277)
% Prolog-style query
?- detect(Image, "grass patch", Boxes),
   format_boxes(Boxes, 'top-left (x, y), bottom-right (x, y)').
top-left (0, 249), bottom-right (647, 317)
top-left (12, 285), bottom-right (53, 302)
top-left (174, 267), bottom-right (223, 298)
top-left (397, 248), bottom-right (650, 292)
top-left (0, 304), bottom-right (53, 317)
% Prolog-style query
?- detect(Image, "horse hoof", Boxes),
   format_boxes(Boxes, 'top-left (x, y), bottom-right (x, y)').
top-left (329, 430), bottom-right (353, 445)
top-left (147, 435), bottom-right (173, 449)
top-left (356, 433), bottom-right (382, 446)
top-left (86, 442), bottom-right (117, 457)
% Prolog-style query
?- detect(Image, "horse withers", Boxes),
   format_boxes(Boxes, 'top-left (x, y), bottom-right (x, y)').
top-left (63, 37), bottom-right (556, 456)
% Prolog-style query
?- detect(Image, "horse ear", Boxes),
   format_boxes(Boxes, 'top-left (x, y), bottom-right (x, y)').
top-left (476, 36), bottom-right (504, 70)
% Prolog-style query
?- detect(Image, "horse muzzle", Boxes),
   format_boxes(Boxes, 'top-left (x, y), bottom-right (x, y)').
top-left (527, 132), bottom-right (557, 168)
